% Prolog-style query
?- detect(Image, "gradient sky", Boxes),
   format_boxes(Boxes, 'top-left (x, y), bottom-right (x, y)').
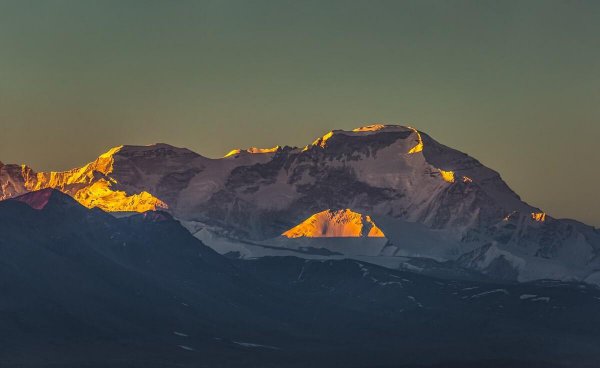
top-left (1, 0), bottom-right (599, 226)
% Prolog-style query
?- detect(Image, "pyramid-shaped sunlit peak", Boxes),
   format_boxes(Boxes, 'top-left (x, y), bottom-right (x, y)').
top-left (282, 209), bottom-right (385, 238)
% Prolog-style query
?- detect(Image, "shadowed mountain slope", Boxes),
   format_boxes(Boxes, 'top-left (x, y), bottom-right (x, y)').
top-left (1, 190), bottom-right (600, 367)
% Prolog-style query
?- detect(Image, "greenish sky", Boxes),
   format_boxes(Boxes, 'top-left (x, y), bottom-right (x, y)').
top-left (0, 0), bottom-right (599, 226)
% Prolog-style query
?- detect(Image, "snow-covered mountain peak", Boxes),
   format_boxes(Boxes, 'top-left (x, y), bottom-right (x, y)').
top-left (352, 124), bottom-right (394, 132)
top-left (223, 146), bottom-right (281, 158)
top-left (282, 209), bottom-right (385, 238)
top-left (110, 143), bottom-right (201, 159)
top-left (351, 124), bottom-right (413, 134)
top-left (3, 125), bottom-right (600, 285)
top-left (93, 144), bottom-right (202, 175)
top-left (305, 124), bottom-right (421, 153)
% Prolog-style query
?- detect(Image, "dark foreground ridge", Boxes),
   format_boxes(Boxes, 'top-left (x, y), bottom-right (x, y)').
top-left (0, 190), bottom-right (599, 367)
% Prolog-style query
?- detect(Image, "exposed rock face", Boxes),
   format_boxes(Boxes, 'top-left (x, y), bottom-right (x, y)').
top-left (1, 124), bottom-right (599, 284)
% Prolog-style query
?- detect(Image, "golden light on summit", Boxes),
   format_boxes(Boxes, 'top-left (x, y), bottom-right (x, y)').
top-left (531, 212), bottom-right (546, 222)
top-left (247, 146), bottom-right (280, 154)
top-left (407, 127), bottom-right (424, 154)
top-left (14, 146), bottom-right (167, 213)
top-left (312, 131), bottom-right (334, 148)
top-left (439, 170), bottom-right (455, 183)
top-left (282, 209), bottom-right (385, 238)
top-left (223, 146), bottom-right (280, 158)
top-left (223, 149), bottom-right (242, 158)
top-left (352, 124), bottom-right (387, 132)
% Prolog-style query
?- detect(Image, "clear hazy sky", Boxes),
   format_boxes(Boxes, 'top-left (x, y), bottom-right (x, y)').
top-left (1, 0), bottom-right (599, 226)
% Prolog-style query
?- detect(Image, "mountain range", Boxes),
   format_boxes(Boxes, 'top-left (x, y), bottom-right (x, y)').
top-left (2, 124), bottom-right (598, 285)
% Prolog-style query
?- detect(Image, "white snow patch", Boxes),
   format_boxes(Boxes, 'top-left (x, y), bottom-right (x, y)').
top-left (531, 297), bottom-right (550, 302)
top-left (470, 289), bottom-right (509, 298)
top-left (233, 341), bottom-right (280, 350)
top-left (357, 263), bottom-right (370, 277)
top-left (407, 295), bottom-right (423, 307)
top-left (520, 294), bottom-right (537, 300)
